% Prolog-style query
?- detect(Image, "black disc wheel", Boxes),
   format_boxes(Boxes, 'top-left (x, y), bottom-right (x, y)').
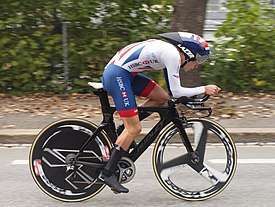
top-left (29, 119), bottom-right (112, 202)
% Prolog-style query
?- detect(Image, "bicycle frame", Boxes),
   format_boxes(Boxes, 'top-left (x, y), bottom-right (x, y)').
top-left (76, 88), bottom-right (197, 163)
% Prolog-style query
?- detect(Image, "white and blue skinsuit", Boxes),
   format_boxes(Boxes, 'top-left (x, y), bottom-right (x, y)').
top-left (102, 39), bottom-right (205, 117)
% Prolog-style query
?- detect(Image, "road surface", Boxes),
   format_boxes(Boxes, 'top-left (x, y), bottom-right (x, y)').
top-left (0, 143), bottom-right (275, 207)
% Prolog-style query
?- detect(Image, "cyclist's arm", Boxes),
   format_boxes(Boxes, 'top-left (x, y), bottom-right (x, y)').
top-left (161, 50), bottom-right (205, 98)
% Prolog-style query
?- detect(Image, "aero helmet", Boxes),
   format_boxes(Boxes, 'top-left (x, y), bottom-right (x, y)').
top-left (158, 32), bottom-right (210, 64)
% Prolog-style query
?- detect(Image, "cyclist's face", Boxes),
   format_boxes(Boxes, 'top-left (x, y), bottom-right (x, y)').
top-left (182, 60), bottom-right (199, 72)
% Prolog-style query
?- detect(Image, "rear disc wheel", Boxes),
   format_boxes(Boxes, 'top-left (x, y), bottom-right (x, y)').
top-left (29, 119), bottom-right (112, 202)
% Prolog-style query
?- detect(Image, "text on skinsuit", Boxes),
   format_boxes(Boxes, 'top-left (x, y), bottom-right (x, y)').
top-left (116, 77), bottom-right (130, 107)
top-left (128, 59), bottom-right (159, 69)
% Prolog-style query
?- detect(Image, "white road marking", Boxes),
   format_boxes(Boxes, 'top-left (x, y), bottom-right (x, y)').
top-left (209, 159), bottom-right (275, 164)
top-left (12, 160), bottom-right (29, 165)
top-left (12, 159), bottom-right (275, 165)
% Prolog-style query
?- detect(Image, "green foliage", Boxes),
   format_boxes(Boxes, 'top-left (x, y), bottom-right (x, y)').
top-left (0, 0), bottom-right (172, 93)
top-left (202, 0), bottom-right (275, 92)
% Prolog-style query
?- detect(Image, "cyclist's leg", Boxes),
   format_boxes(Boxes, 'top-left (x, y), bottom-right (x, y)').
top-left (98, 145), bottom-right (129, 193)
top-left (142, 84), bottom-right (170, 107)
top-left (103, 65), bottom-right (143, 148)
top-left (101, 64), bottom-right (142, 193)
top-left (103, 65), bottom-right (142, 148)
top-left (132, 73), bottom-right (170, 107)
top-left (117, 74), bottom-right (170, 138)
top-left (115, 115), bottom-right (141, 150)
top-left (116, 73), bottom-right (170, 149)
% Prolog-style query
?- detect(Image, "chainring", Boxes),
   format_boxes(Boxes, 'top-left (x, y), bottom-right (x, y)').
top-left (117, 156), bottom-right (136, 184)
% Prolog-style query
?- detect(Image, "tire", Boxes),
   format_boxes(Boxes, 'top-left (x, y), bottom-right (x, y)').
top-left (153, 118), bottom-right (237, 201)
top-left (29, 119), bottom-right (113, 202)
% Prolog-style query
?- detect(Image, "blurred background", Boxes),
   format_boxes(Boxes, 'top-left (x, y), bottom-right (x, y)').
top-left (0, 0), bottom-right (274, 95)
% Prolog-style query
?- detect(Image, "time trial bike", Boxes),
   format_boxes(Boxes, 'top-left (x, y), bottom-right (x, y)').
top-left (29, 82), bottom-right (237, 202)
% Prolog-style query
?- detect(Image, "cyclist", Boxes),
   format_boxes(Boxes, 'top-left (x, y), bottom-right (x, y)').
top-left (98, 32), bottom-right (221, 193)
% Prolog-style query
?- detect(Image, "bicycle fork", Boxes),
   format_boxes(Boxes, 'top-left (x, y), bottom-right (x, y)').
top-left (173, 118), bottom-right (199, 164)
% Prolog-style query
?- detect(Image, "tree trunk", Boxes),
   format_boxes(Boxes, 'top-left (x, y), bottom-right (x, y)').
top-left (171, 0), bottom-right (207, 87)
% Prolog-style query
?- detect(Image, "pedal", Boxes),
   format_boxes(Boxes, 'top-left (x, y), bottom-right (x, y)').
top-left (111, 189), bottom-right (121, 194)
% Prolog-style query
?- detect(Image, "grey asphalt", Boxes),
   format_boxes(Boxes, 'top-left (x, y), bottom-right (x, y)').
top-left (0, 113), bottom-right (274, 144)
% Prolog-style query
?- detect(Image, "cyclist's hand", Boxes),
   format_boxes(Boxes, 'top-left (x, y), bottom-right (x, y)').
top-left (204, 85), bottom-right (221, 96)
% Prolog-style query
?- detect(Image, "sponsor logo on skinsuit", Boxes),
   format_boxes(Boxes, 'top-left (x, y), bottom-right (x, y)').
top-left (116, 77), bottom-right (130, 107)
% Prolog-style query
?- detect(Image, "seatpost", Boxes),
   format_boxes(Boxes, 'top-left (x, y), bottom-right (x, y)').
top-left (94, 89), bottom-right (111, 113)
top-left (93, 89), bottom-right (117, 141)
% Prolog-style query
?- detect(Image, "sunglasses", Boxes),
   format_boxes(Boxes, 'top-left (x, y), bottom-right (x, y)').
top-left (196, 53), bottom-right (209, 64)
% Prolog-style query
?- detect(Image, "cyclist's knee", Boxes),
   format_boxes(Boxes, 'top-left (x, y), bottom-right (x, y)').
top-left (160, 93), bottom-right (170, 104)
top-left (148, 86), bottom-right (170, 105)
top-left (154, 93), bottom-right (169, 105)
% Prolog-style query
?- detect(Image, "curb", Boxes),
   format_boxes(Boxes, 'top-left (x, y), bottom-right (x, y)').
top-left (0, 128), bottom-right (274, 144)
